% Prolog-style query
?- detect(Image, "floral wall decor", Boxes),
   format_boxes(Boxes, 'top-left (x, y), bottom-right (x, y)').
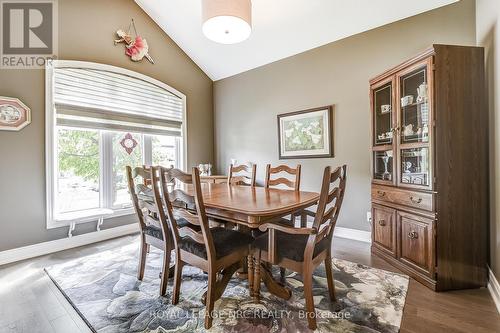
top-left (120, 133), bottom-right (138, 155)
top-left (114, 19), bottom-right (154, 64)
top-left (0, 96), bottom-right (31, 131)
top-left (277, 106), bottom-right (334, 159)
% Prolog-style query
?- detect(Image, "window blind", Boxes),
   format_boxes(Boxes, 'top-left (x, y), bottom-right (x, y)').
top-left (53, 67), bottom-right (184, 136)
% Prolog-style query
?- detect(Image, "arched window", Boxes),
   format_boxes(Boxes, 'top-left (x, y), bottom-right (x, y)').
top-left (45, 60), bottom-right (186, 229)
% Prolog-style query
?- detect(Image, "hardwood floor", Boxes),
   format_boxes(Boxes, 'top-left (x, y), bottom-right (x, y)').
top-left (0, 235), bottom-right (498, 332)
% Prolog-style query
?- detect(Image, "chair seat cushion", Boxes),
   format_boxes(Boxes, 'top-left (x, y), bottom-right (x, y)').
top-left (179, 227), bottom-right (254, 259)
top-left (143, 218), bottom-right (194, 241)
top-left (253, 230), bottom-right (330, 262)
top-left (144, 225), bottom-right (164, 240)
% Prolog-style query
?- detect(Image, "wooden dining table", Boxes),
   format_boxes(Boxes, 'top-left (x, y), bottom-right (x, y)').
top-left (177, 182), bottom-right (320, 300)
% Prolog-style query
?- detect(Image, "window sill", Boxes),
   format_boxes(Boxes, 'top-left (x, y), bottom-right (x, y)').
top-left (47, 207), bottom-right (135, 229)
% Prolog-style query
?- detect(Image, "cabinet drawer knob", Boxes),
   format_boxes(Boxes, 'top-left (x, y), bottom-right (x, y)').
top-left (407, 231), bottom-right (418, 239)
top-left (378, 220), bottom-right (386, 226)
top-left (377, 190), bottom-right (386, 197)
top-left (410, 196), bottom-right (422, 204)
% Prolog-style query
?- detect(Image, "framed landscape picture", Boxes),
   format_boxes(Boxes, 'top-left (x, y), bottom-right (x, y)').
top-left (277, 105), bottom-right (334, 159)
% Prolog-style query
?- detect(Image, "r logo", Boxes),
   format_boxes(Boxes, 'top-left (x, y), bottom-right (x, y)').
top-left (2, 1), bottom-right (53, 54)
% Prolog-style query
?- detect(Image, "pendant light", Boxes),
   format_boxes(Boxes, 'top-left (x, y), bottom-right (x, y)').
top-left (202, 0), bottom-right (252, 44)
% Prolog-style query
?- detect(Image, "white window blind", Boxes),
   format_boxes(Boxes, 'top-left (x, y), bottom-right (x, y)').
top-left (53, 67), bottom-right (184, 136)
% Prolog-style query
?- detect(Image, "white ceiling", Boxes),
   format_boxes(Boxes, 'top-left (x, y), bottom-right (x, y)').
top-left (135, 0), bottom-right (458, 81)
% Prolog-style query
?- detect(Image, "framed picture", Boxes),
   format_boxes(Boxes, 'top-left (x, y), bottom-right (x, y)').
top-left (0, 96), bottom-right (31, 131)
top-left (277, 105), bottom-right (334, 159)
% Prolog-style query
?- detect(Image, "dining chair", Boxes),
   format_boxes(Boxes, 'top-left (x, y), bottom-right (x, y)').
top-left (126, 166), bottom-right (173, 296)
top-left (264, 164), bottom-right (302, 280)
top-left (252, 165), bottom-right (347, 330)
top-left (227, 163), bottom-right (256, 186)
top-left (156, 166), bottom-right (254, 329)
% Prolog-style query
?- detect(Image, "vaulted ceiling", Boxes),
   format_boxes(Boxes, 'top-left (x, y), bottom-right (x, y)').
top-left (135, 0), bottom-right (458, 81)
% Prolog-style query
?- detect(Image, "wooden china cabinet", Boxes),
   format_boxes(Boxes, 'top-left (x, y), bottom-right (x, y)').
top-left (369, 45), bottom-right (488, 291)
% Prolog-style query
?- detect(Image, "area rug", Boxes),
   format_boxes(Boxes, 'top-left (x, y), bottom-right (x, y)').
top-left (45, 241), bottom-right (409, 333)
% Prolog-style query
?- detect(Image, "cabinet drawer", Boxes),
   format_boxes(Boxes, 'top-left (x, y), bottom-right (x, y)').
top-left (372, 204), bottom-right (397, 257)
top-left (372, 185), bottom-right (434, 212)
top-left (397, 211), bottom-right (435, 277)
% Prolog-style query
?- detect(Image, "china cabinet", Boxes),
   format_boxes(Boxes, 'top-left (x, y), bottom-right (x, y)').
top-left (370, 45), bottom-right (488, 291)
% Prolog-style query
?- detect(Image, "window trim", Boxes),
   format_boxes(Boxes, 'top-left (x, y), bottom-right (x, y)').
top-left (45, 60), bottom-right (187, 229)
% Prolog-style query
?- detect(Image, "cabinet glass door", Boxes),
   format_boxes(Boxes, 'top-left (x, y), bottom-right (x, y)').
top-left (400, 147), bottom-right (430, 187)
top-left (399, 66), bottom-right (430, 144)
top-left (373, 150), bottom-right (394, 182)
top-left (373, 82), bottom-right (394, 146)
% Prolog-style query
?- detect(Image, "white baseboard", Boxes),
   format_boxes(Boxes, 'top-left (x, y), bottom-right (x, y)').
top-left (0, 224), bottom-right (139, 267)
top-left (0, 223), bottom-right (371, 266)
top-left (334, 226), bottom-right (372, 243)
top-left (488, 266), bottom-right (500, 314)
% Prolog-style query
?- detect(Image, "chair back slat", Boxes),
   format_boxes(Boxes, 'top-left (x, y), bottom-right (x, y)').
top-left (178, 226), bottom-right (205, 244)
top-left (228, 164), bottom-right (256, 186)
top-left (142, 200), bottom-right (159, 215)
top-left (269, 164), bottom-right (300, 175)
top-left (265, 164), bottom-right (301, 191)
top-left (169, 189), bottom-right (196, 206)
top-left (268, 177), bottom-right (295, 189)
top-left (173, 208), bottom-right (201, 226)
top-left (164, 168), bottom-right (193, 184)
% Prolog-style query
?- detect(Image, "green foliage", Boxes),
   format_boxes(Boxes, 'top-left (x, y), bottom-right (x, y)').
top-left (58, 129), bottom-right (100, 183)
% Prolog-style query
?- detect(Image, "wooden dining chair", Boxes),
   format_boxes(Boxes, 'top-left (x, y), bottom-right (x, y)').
top-left (156, 166), bottom-right (254, 329)
top-left (264, 164), bottom-right (302, 280)
top-left (227, 163), bottom-right (256, 186)
top-left (126, 166), bottom-right (174, 296)
top-left (252, 165), bottom-right (347, 330)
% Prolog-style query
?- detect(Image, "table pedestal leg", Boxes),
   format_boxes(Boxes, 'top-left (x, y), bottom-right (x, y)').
top-left (259, 263), bottom-right (292, 300)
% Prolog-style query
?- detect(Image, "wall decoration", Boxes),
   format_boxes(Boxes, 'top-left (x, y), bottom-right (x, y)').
top-left (0, 96), bottom-right (31, 131)
top-left (114, 19), bottom-right (154, 64)
top-left (120, 133), bottom-right (138, 154)
top-left (277, 106), bottom-right (334, 159)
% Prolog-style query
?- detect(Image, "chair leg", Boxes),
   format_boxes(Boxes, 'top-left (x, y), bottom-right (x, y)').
top-left (325, 254), bottom-right (336, 301)
top-left (303, 266), bottom-right (317, 330)
top-left (300, 211), bottom-right (307, 227)
top-left (279, 267), bottom-right (286, 282)
top-left (253, 250), bottom-right (261, 302)
top-left (137, 237), bottom-right (147, 280)
top-left (160, 248), bottom-right (171, 296)
top-left (247, 253), bottom-right (254, 297)
top-left (172, 254), bottom-right (183, 305)
top-left (204, 268), bottom-right (217, 329)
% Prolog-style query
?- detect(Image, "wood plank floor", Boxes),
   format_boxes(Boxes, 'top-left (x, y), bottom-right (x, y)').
top-left (0, 235), bottom-right (498, 332)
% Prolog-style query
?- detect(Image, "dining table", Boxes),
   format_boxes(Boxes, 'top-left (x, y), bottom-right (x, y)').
top-left (177, 182), bottom-right (320, 300)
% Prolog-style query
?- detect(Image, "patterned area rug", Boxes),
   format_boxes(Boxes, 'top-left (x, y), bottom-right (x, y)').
top-left (45, 241), bottom-right (409, 333)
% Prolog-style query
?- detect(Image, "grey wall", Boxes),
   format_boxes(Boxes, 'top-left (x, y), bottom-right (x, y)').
top-left (0, 0), bottom-right (213, 251)
top-left (476, 0), bottom-right (500, 279)
top-left (214, 0), bottom-right (476, 232)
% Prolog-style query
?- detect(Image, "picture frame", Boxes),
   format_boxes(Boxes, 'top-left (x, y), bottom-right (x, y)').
top-left (0, 96), bottom-right (31, 131)
top-left (277, 105), bottom-right (334, 159)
